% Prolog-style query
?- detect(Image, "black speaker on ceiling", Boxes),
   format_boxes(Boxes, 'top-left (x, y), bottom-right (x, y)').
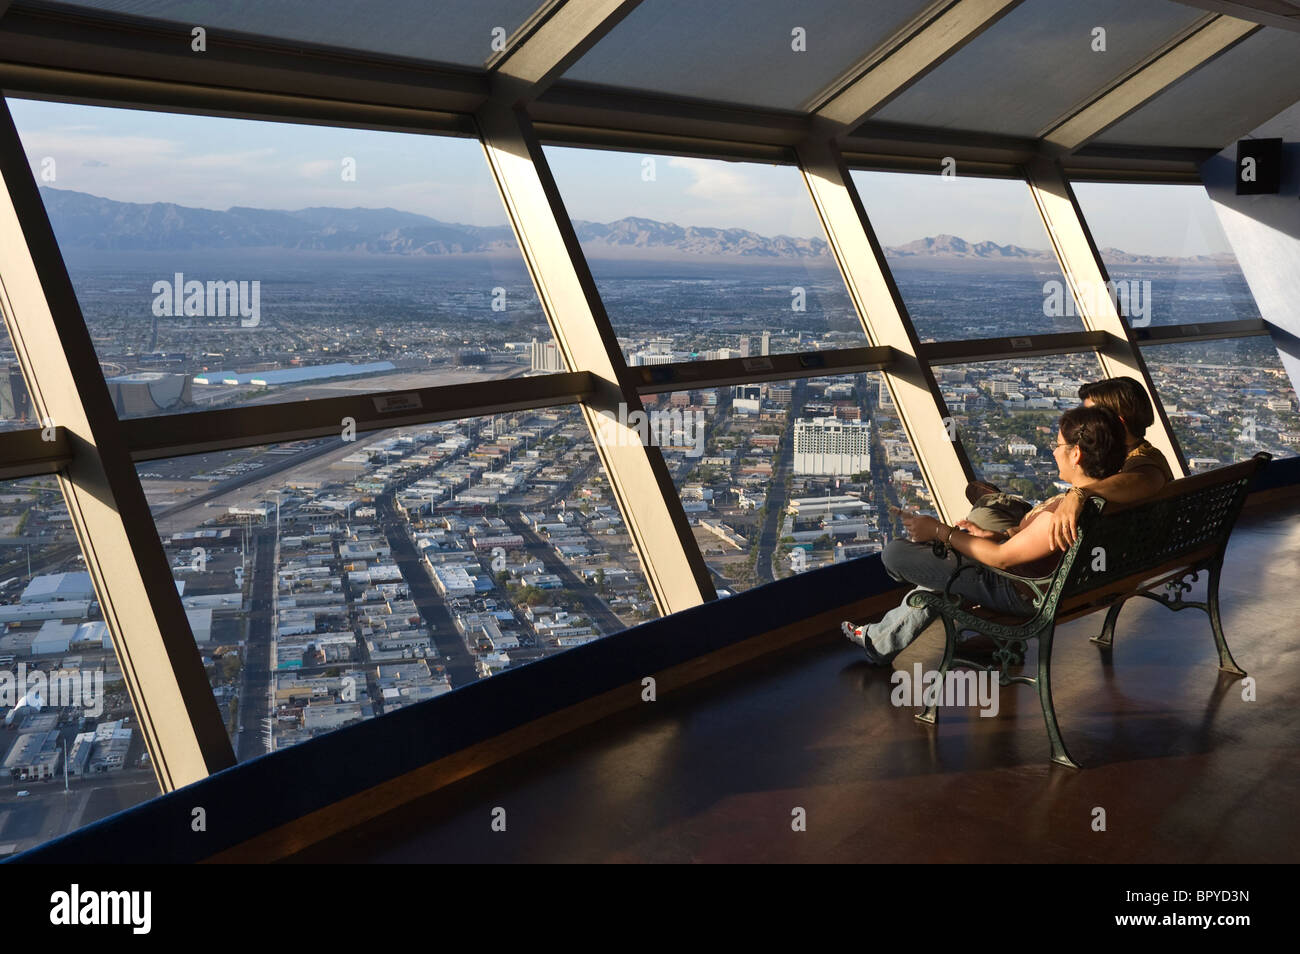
top-left (1236, 138), bottom-right (1282, 195)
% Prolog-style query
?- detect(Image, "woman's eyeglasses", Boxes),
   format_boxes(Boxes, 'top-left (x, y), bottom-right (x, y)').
top-left (1051, 441), bottom-right (1076, 451)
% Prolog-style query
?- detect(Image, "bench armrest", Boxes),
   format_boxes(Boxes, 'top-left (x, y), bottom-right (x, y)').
top-left (930, 540), bottom-right (1057, 611)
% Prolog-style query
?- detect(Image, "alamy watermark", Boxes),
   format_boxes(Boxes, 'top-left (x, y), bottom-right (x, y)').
top-left (598, 403), bottom-right (706, 457)
top-left (1043, 278), bottom-right (1150, 326)
top-left (891, 662), bottom-right (999, 717)
top-left (152, 272), bottom-right (261, 327)
top-left (1, 664), bottom-right (104, 718)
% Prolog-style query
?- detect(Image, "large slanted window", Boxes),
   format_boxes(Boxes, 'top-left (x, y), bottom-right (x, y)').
top-left (1142, 339), bottom-right (1299, 465)
top-left (851, 168), bottom-right (1085, 342)
top-left (136, 407), bottom-right (657, 761)
top-left (650, 373), bottom-right (931, 595)
top-left (1073, 181), bottom-right (1261, 329)
top-left (0, 474), bottom-right (161, 856)
top-left (1073, 180), bottom-right (1299, 465)
top-left (543, 145), bottom-right (867, 362)
top-left (8, 98), bottom-right (556, 420)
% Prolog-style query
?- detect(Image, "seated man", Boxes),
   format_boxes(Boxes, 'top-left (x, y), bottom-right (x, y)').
top-left (843, 405), bottom-right (1129, 665)
top-left (954, 376), bottom-right (1174, 547)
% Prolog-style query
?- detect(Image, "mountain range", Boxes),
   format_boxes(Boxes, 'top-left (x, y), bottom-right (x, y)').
top-left (36, 188), bottom-right (1233, 266)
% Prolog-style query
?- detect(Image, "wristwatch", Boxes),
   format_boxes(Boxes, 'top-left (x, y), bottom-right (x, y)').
top-left (1068, 486), bottom-right (1090, 503)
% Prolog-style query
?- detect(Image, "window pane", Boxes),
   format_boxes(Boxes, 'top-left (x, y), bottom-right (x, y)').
top-left (562, 0), bottom-right (938, 112)
top-left (41, 1), bottom-right (542, 67)
top-left (0, 358), bottom-right (34, 435)
top-left (872, 0), bottom-right (1205, 139)
top-left (9, 98), bottom-right (555, 420)
top-left (544, 146), bottom-right (867, 362)
top-left (942, 354), bottom-right (1107, 502)
top-left (1091, 28), bottom-right (1300, 150)
top-left (0, 476), bottom-right (160, 857)
top-left (656, 373), bottom-right (931, 595)
top-left (851, 170), bottom-right (1084, 341)
top-left (1072, 181), bottom-right (1260, 328)
top-left (138, 406), bottom-right (656, 760)
top-left (1143, 338), bottom-right (1300, 465)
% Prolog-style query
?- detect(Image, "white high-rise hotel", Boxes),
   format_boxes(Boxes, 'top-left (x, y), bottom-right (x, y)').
top-left (530, 338), bottom-right (565, 373)
top-left (793, 417), bottom-right (871, 477)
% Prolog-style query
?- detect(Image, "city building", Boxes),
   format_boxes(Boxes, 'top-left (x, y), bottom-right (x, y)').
top-left (793, 417), bottom-right (871, 476)
top-left (0, 363), bottom-right (31, 421)
top-left (529, 338), bottom-right (565, 373)
top-left (105, 371), bottom-right (192, 415)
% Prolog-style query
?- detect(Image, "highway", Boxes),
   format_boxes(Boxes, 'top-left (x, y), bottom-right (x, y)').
top-left (375, 492), bottom-right (479, 690)
top-left (234, 528), bottom-right (275, 761)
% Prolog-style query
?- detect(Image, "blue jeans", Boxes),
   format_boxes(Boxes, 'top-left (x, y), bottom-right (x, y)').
top-left (867, 539), bottom-right (1037, 657)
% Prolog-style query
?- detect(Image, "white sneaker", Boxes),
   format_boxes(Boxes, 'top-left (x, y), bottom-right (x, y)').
top-left (841, 621), bottom-right (893, 666)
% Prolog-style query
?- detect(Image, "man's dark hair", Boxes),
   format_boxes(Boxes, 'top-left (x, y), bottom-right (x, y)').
top-left (1059, 405), bottom-right (1128, 479)
top-left (1078, 377), bottom-right (1154, 438)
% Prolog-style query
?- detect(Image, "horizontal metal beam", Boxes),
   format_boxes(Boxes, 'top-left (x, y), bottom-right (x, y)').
top-left (1170, 0), bottom-right (1300, 33)
top-left (0, 3), bottom-right (486, 123)
top-left (0, 424), bottom-right (70, 478)
top-left (121, 372), bottom-right (595, 462)
top-left (533, 119), bottom-right (797, 164)
top-left (1135, 318), bottom-right (1271, 346)
top-left (533, 82), bottom-right (809, 154)
top-left (919, 331), bottom-right (1109, 365)
top-left (0, 62), bottom-right (475, 137)
top-left (631, 346), bottom-right (895, 395)
top-left (1062, 148), bottom-right (1216, 184)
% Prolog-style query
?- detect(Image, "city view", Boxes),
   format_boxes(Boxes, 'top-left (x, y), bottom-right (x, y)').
top-left (2, 136), bottom-right (1298, 855)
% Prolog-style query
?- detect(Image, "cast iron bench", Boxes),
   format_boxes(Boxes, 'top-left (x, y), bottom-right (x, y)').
top-left (907, 451), bottom-right (1271, 768)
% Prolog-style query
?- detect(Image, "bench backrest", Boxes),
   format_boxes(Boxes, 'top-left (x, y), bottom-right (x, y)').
top-left (1041, 453), bottom-right (1270, 612)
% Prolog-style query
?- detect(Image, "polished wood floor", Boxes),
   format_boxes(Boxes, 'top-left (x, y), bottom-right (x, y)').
top-left (286, 500), bottom-right (1300, 863)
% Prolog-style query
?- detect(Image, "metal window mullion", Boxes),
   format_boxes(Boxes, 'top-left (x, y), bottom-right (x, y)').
top-left (121, 371), bottom-right (595, 462)
top-left (477, 101), bottom-right (715, 614)
top-left (1026, 157), bottom-right (1188, 476)
top-left (796, 133), bottom-right (973, 523)
top-left (0, 99), bottom-right (234, 789)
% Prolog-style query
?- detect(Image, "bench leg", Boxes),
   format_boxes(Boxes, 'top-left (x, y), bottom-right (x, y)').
top-left (1090, 598), bottom-right (1126, 649)
top-left (1207, 565), bottom-right (1247, 677)
top-left (1036, 624), bottom-right (1080, 769)
top-left (915, 616), bottom-right (958, 725)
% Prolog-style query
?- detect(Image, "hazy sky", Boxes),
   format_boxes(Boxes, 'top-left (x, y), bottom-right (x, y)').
top-left (9, 97), bottom-right (1233, 257)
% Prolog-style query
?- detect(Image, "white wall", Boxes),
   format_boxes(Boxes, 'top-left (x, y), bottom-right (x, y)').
top-left (1200, 100), bottom-right (1300, 396)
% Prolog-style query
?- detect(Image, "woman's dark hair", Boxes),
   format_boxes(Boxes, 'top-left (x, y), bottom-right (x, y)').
top-left (1077, 377), bottom-right (1155, 438)
top-left (1059, 405), bottom-right (1128, 479)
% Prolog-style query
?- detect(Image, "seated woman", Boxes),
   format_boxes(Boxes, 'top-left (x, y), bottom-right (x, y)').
top-left (843, 404), bottom-right (1128, 665)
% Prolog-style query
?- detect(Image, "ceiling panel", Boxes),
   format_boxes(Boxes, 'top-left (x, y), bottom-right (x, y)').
top-left (1091, 26), bottom-right (1300, 147)
top-left (870, 0), bottom-right (1207, 137)
top-left (35, 0), bottom-right (542, 67)
top-left (561, 0), bottom-right (938, 111)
